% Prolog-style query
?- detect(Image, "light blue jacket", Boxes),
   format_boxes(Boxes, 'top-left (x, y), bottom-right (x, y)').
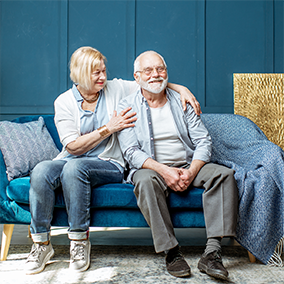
top-left (117, 88), bottom-right (212, 182)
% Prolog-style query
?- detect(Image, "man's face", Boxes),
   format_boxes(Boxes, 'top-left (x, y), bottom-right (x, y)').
top-left (135, 53), bottom-right (168, 94)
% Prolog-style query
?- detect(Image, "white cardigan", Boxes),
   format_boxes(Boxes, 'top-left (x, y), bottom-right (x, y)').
top-left (53, 79), bottom-right (139, 167)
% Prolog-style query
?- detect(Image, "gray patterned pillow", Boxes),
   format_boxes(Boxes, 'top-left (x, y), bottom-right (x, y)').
top-left (0, 117), bottom-right (60, 181)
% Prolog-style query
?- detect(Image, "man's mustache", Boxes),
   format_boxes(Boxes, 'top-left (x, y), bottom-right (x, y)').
top-left (147, 77), bottom-right (165, 83)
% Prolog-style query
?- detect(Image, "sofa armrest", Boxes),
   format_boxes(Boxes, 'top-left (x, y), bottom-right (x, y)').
top-left (0, 150), bottom-right (9, 200)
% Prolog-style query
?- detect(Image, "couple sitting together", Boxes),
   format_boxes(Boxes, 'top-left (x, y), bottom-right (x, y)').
top-left (25, 46), bottom-right (238, 281)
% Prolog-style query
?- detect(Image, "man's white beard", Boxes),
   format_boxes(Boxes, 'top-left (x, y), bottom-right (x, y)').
top-left (140, 76), bottom-right (168, 94)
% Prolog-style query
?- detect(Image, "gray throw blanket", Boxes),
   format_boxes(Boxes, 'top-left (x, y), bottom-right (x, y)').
top-left (201, 113), bottom-right (284, 266)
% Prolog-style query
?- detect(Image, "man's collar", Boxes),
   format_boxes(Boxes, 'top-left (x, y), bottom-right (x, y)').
top-left (136, 87), bottom-right (146, 105)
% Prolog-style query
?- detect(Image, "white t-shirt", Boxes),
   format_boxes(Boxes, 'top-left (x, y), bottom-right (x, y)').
top-left (150, 101), bottom-right (187, 166)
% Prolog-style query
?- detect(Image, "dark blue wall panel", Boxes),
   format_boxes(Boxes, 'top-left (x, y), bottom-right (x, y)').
top-left (0, 0), bottom-right (283, 120)
top-left (205, 0), bottom-right (275, 113)
top-left (68, 0), bottom-right (135, 85)
top-left (135, 0), bottom-right (205, 105)
top-left (275, 0), bottom-right (284, 73)
top-left (0, 0), bottom-right (68, 120)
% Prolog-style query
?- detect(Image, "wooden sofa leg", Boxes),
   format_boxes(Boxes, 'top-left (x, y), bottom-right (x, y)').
top-left (248, 251), bottom-right (256, 263)
top-left (1, 224), bottom-right (14, 261)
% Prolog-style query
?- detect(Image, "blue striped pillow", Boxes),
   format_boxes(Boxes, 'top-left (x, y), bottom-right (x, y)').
top-left (0, 117), bottom-right (59, 181)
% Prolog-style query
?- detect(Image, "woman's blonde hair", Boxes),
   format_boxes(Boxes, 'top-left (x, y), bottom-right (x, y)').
top-left (70, 46), bottom-right (106, 91)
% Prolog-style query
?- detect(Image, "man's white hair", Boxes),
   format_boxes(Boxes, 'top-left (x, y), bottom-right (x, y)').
top-left (134, 51), bottom-right (167, 74)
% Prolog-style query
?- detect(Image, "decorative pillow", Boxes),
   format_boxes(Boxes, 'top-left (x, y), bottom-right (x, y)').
top-left (0, 117), bottom-right (60, 181)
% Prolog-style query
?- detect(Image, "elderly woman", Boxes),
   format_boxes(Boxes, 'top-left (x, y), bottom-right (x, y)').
top-left (25, 46), bottom-right (201, 274)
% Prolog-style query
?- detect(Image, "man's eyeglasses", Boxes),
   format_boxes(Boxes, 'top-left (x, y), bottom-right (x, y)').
top-left (136, 66), bottom-right (167, 76)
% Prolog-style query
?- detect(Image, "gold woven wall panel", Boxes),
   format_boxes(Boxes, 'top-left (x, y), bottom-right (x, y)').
top-left (234, 73), bottom-right (284, 150)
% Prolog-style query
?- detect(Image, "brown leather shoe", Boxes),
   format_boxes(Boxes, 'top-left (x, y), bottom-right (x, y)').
top-left (197, 250), bottom-right (228, 280)
top-left (166, 246), bottom-right (191, 278)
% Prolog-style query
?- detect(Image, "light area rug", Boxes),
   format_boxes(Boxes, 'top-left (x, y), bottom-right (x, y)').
top-left (0, 245), bottom-right (283, 284)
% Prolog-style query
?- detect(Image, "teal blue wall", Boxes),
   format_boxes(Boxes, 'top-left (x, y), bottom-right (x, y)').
top-left (0, 0), bottom-right (283, 120)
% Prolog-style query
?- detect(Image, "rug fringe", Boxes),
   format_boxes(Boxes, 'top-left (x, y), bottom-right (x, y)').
top-left (267, 236), bottom-right (284, 267)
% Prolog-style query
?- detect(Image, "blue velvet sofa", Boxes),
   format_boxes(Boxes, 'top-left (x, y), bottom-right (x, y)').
top-left (0, 114), bottom-right (208, 261)
top-left (2, 113), bottom-right (263, 263)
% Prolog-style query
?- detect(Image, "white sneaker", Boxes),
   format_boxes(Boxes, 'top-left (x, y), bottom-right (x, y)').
top-left (25, 243), bottom-right (54, 275)
top-left (69, 240), bottom-right (91, 272)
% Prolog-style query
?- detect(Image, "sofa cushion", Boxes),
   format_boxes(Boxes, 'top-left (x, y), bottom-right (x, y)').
top-left (168, 187), bottom-right (204, 208)
top-left (7, 177), bottom-right (203, 209)
top-left (0, 117), bottom-right (60, 181)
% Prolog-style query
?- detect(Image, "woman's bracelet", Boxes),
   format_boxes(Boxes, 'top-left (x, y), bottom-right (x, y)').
top-left (97, 125), bottom-right (110, 138)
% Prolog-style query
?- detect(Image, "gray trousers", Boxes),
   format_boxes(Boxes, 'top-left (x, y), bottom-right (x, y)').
top-left (132, 163), bottom-right (238, 253)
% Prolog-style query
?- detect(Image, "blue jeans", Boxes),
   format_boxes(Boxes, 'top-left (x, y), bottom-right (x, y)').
top-left (29, 157), bottom-right (123, 243)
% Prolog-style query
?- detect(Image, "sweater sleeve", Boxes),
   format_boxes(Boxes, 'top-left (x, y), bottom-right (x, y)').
top-left (107, 79), bottom-right (139, 99)
top-left (54, 91), bottom-right (80, 148)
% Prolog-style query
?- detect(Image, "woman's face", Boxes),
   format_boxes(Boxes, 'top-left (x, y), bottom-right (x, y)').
top-left (90, 59), bottom-right (106, 93)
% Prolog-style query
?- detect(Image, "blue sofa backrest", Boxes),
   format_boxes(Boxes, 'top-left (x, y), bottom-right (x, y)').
top-left (10, 113), bottom-right (269, 162)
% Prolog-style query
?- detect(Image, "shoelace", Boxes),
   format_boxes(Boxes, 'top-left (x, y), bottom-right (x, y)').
top-left (27, 244), bottom-right (46, 262)
top-left (70, 243), bottom-right (86, 261)
top-left (212, 251), bottom-right (223, 263)
top-left (167, 249), bottom-right (183, 263)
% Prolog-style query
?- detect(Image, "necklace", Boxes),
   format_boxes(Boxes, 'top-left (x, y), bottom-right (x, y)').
top-left (80, 93), bottom-right (100, 103)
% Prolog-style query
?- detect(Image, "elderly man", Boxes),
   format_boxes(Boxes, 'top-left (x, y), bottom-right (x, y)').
top-left (117, 51), bottom-right (238, 280)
